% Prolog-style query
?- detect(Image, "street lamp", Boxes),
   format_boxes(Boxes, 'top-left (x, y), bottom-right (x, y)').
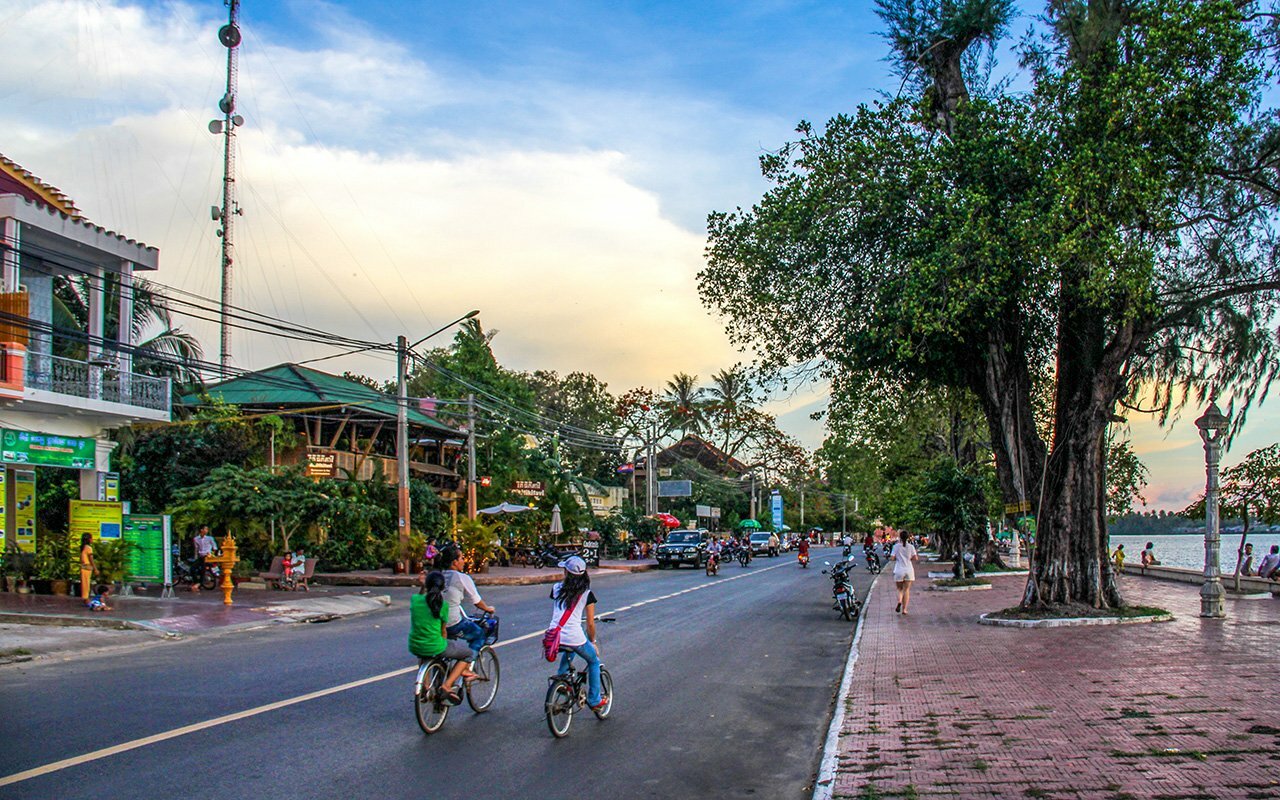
top-left (1195, 399), bottom-right (1230, 619)
top-left (397, 310), bottom-right (482, 565)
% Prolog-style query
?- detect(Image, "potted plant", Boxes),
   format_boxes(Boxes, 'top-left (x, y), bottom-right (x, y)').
top-left (33, 535), bottom-right (72, 595)
top-left (92, 539), bottom-right (138, 591)
top-left (407, 531), bottom-right (427, 573)
top-left (379, 535), bottom-right (408, 574)
top-left (453, 518), bottom-right (508, 574)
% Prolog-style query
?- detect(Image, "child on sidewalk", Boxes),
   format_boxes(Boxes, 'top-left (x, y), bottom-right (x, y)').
top-left (87, 584), bottom-right (112, 612)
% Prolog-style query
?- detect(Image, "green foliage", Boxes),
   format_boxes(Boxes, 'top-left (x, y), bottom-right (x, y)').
top-left (118, 400), bottom-right (287, 514)
top-left (93, 539), bottom-right (138, 585)
top-left (33, 534), bottom-right (72, 581)
top-left (1181, 443), bottom-right (1280, 532)
top-left (35, 470), bottom-right (79, 540)
top-left (452, 518), bottom-right (508, 572)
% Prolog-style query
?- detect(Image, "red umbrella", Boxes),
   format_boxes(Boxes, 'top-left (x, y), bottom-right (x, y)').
top-left (653, 513), bottom-right (681, 529)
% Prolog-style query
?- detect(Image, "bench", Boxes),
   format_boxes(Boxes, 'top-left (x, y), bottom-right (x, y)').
top-left (259, 557), bottom-right (317, 591)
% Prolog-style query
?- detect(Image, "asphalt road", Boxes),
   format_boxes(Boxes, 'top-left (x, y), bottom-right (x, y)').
top-left (0, 547), bottom-right (876, 800)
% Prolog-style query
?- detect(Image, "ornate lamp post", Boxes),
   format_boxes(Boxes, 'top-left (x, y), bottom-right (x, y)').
top-left (1195, 400), bottom-right (1229, 618)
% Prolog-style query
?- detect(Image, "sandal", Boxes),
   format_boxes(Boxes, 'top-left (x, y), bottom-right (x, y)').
top-left (442, 688), bottom-right (463, 706)
top-left (589, 696), bottom-right (609, 711)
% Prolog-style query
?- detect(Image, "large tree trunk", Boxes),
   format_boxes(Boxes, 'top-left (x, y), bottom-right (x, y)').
top-left (970, 330), bottom-right (1046, 517)
top-left (1022, 284), bottom-right (1139, 609)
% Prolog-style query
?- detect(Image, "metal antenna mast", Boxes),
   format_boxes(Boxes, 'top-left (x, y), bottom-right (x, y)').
top-left (210, 0), bottom-right (244, 369)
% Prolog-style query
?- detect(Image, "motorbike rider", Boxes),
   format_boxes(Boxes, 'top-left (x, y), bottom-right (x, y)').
top-left (797, 538), bottom-right (810, 564)
top-left (439, 545), bottom-right (497, 656)
top-left (707, 536), bottom-right (723, 568)
top-left (191, 525), bottom-right (218, 592)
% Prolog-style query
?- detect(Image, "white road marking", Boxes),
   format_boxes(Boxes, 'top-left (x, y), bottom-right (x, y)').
top-left (0, 558), bottom-right (796, 787)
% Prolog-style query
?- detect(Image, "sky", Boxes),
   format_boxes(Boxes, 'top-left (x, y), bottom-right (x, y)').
top-left (0, 0), bottom-right (1276, 510)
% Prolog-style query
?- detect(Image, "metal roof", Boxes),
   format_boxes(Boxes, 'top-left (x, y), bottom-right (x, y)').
top-left (180, 363), bottom-right (461, 437)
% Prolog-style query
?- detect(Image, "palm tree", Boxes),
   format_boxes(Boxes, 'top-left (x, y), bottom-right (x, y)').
top-left (706, 365), bottom-right (755, 455)
top-left (51, 273), bottom-right (204, 388)
top-left (663, 372), bottom-right (707, 439)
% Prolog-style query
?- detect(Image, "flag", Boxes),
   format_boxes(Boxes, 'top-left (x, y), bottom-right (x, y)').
top-left (617, 463), bottom-right (634, 474)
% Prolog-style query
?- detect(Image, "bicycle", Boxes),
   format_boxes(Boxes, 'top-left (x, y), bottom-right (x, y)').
top-left (413, 612), bottom-right (501, 734)
top-left (545, 652), bottom-right (614, 738)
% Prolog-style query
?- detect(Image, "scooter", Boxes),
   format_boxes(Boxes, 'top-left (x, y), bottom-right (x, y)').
top-left (798, 551), bottom-right (810, 568)
top-left (530, 544), bottom-right (561, 569)
top-left (821, 560), bottom-right (861, 621)
top-left (705, 551), bottom-right (720, 576)
top-left (864, 547), bottom-right (882, 574)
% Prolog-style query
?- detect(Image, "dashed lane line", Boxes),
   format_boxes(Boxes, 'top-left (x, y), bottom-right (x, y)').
top-left (0, 559), bottom-right (795, 788)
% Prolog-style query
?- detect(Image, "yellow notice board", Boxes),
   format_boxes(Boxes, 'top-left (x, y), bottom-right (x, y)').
top-left (13, 469), bottom-right (34, 553)
top-left (70, 500), bottom-right (124, 544)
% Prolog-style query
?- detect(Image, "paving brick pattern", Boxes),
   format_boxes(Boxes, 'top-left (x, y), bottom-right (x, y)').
top-left (833, 571), bottom-right (1280, 799)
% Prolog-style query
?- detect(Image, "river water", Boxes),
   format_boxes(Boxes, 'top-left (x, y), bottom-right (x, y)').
top-left (1108, 533), bottom-right (1280, 572)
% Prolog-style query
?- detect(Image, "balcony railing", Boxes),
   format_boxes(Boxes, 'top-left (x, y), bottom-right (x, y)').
top-left (26, 353), bottom-right (171, 413)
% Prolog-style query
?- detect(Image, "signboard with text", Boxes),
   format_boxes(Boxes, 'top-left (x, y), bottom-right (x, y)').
top-left (695, 504), bottom-right (711, 518)
top-left (1, 429), bottom-right (96, 469)
top-left (123, 514), bottom-right (170, 584)
top-left (305, 451), bottom-right (336, 478)
top-left (512, 480), bottom-right (545, 498)
top-left (770, 491), bottom-right (784, 531)
top-left (70, 500), bottom-right (124, 545)
top-left (13, 469), bottom-right (35, 552)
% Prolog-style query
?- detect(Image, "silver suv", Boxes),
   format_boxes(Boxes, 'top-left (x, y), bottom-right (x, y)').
top-left (749, 532), bottom-right (779, 557)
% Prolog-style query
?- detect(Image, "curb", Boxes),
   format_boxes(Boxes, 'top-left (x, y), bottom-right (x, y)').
top-left (931, 583), bottom-right (992, 592)
top-left (977, 611), bottom-right (1174, 628)
top-left (0, 611), bottom-right (157, 633)
top-left (314, 565), bottom-right (651, 588)
top-left (812, 572), bottom-right (878, 800)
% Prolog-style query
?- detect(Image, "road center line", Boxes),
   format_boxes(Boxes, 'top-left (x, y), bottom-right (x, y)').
top-left (0, 558), bottom-right (796, 788)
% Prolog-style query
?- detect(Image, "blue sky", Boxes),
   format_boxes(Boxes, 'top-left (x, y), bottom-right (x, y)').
top-left (1, 0), bottom-right (1273, 510)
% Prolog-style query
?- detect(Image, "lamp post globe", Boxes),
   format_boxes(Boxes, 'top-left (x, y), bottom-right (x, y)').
top-left (1194, 400), bottom-right (1229, 619)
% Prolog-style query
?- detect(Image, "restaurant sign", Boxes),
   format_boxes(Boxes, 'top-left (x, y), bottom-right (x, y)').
top-left (512, 480), bottom-right (545, 498)
top-left (305, 451), bottom-right (336, 478)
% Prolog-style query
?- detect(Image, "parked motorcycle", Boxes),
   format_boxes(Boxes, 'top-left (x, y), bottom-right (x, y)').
top-left (530, 544), bottom-right (562, 569)
top-left (821, 560), bottom-right (861, 621)
top-left (171, 553), bottom-right (219, 590)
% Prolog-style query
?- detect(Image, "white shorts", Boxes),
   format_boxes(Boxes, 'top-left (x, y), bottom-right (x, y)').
top-left (894, 569), bottom-right (915, 582)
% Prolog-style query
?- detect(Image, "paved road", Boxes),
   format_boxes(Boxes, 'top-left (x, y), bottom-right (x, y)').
top-left (0, 547), bottom-right (875, 800)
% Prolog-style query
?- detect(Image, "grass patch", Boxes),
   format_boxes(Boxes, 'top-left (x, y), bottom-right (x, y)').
top-left (935, 576), bottom-right (992, 587)
top-left (1119, 707), bottom-right (1154, 719)
top-left (972, 759), bottom-right (989, 772)
top-left (1246, 724), bottom-right (1280, 735)
top-left (0, 648), bottom-right (32, 658)
top-left (988, 603), bottom-right (1171, 620)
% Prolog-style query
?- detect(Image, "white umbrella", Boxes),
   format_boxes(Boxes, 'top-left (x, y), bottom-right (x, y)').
top-left (549, 504), bottom-right (564, 535)
top-left (478, 502), bottom-right (532, 515)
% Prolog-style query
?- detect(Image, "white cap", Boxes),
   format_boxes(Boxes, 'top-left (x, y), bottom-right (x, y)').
top-left (558, 555), bottom-right (587, 575)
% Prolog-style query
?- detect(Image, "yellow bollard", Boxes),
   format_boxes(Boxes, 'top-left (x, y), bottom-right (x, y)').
top-left (205, 535), bottom-right (240, 606)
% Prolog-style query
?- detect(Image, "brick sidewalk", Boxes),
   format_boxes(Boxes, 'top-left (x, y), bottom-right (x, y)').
top-left (833, 572), bottom-right (1280, 799)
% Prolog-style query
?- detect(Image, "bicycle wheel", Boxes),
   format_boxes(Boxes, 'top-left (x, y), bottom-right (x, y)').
top-left (466, 647), bottom-right (500, 713)
top-left (545, 680), bottom-right (575, 738)
top-left (591, 669), bottom-right (614, 720)
top-left (415, 661), bottom-right (450, 734)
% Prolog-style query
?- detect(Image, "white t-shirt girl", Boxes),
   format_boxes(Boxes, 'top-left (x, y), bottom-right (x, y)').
top-left (891, 541), bottom-right (917, 581)
top-left (548, 583), bottom-right (597, 647)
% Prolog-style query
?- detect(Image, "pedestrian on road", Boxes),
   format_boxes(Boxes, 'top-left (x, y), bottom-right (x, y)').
top-left (891, 530), bottom-right (918, 615)
top-left (1112, 544), bottom-right (1126, 573)
top-left (440, 545), bottom-right (496, 657)
top-left (78, 533), bottom-right (97, 604)
top-left (549, 555), bottom-right (607, 711)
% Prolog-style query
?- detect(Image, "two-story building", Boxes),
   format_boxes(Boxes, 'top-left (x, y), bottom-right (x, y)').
top-left (0, 154), bottom-right (171, 552)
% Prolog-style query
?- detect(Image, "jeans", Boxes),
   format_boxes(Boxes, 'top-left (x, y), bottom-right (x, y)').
top-left (558, 641), bottom-right (603, 706)
top-left (447, 619), bottom-right (484, 659)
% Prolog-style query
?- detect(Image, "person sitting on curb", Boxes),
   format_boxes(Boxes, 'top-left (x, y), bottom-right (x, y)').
top-left (1238, 542), bottom-right (1255, 576)
top-left (87, 583), bottom-right (112, 612)
top-left (1140, 542), bottom-right (1160, 572)
top-left (1257, 545), bottom-right (1280, 580)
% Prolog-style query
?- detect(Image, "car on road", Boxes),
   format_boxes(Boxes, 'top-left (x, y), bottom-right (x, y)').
top-left (749, 532), bottom-right (779, 557)
top-left (656, 529), bottom-right (710, 569)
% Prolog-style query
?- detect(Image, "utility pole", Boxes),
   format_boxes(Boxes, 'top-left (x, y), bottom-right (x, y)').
top-left (646, 423), bottom-right (657, 515)
top-left (396, 336), bottom-right (410, 559)
top-left (800, 485), bottom-right (805, 528)
top-left (467, 393), bottom-right (477, 520)
top-left (212, 0), bottom-right (243, 370)
top-left (749, 473), bottom-right (757, 519)
top-left (842, 493), bottom-right (848, 538)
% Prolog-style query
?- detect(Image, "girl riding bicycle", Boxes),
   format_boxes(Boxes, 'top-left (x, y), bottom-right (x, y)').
top-left (548, 556), bottom-right (607, 711)
top-left (410, 571), bottom-right (478, 705)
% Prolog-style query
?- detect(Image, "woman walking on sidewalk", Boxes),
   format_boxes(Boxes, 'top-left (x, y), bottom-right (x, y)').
top-left (891, 530), bottom-right (918, 615)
